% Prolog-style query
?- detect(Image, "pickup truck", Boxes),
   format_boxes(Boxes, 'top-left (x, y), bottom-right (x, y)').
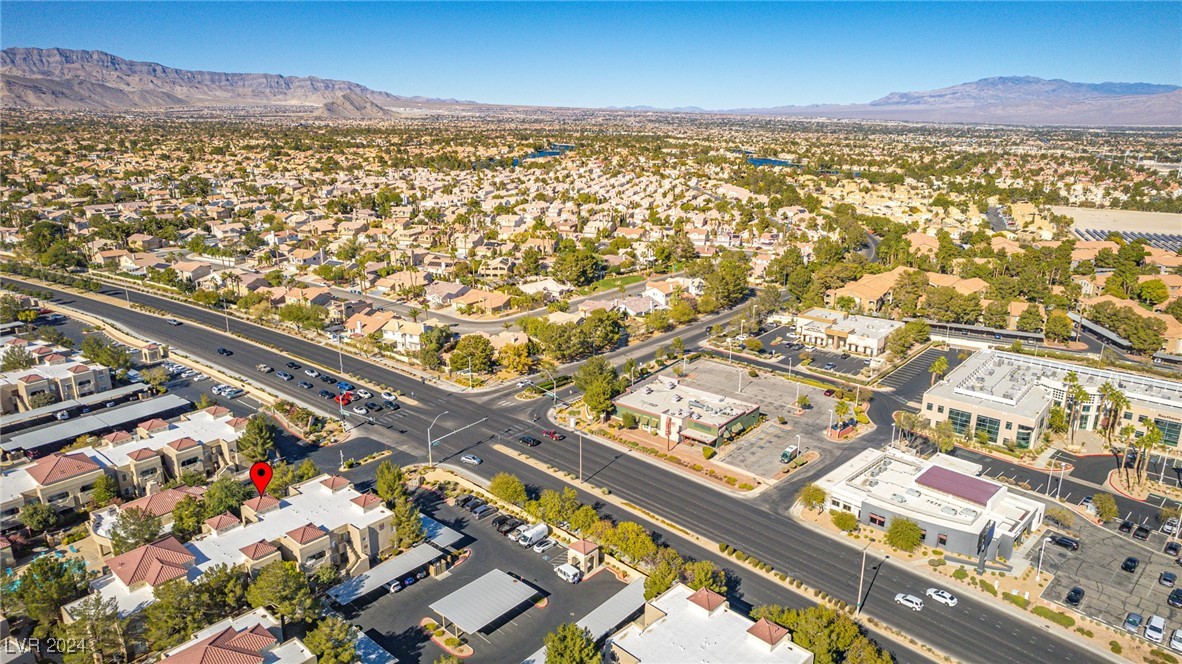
top-left (256, 364), bottom-right (273, 373)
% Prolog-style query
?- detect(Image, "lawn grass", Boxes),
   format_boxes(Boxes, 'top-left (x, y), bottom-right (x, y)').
top-left (578, 274), bottom-right (644, 296)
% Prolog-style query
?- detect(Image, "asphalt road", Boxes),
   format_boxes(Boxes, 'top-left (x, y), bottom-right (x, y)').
top-left (4, 277), bottom-right (1112, 664)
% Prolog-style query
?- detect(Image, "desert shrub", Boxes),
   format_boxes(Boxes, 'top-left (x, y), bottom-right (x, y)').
top-left (1033, 606), bottom-right (1075, 628)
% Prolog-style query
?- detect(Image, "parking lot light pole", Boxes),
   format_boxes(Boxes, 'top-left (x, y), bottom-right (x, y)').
top-left (1037, 537), bottom-right (1052, 582)
top-left (427, 411), bottom-right (449, 467)
top-left (1057, 462), bottom-right (1065, 500)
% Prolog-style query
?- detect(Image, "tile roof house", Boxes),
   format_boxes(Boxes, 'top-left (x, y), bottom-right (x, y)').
top-left (160, 608), bottom-right (314, 664)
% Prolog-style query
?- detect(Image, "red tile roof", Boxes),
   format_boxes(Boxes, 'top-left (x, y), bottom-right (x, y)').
top-left (18, 374), bottom-right (45, 383)
top-left (128, 448), bottom-right (157, 461)
top-left (68, 364), bottom-right (90, 374)
top-left (103, 431), bottom-right (135, 444)
top-left (167, 436), bottom-right (201, 451)
top-left (747, 618), bottom-right (789, 646)
top-left (27, 453), bottom-right (101, 485)
top-left (285, 523), bottom-right (327, 545)
top-left (569, 539), bottom-right (598, 555)
top-left (202, 405), bottom-right (231, 417)
top-left (162, 623), bottom-right (276, 664)
top-left (687, 587), bottom-right (726, 612)
top-left (239, 540), bottom-right (279, 561)
top-left (228, 417), bottom-right (250, 430)
top-left (320, 475), bottom-right (350, 490)
top-left (138, 418), bottom-right (170, 433)
top-left (107, 536), bottom-right (194, 587)
top-left (122, 486), bottom-right (206, 518)
top-left (243, 495), bottom-right (279, 513)
top-left (351, 493), bottom-right (382, 509)
top-left (205, 512), bottom-right (241, 531)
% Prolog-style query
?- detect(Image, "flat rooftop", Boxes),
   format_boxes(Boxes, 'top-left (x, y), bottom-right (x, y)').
top-left (1, 394), bottom-right (192, 452)
top-left (614, 378), bottom-right (758, 428)
top-left (430, 569), bottom-right (540, 635)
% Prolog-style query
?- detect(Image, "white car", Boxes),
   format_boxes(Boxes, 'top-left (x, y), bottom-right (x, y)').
top-left (54, 410), bottom-right (70, 421)
top-left (304, 368), bottom-right (320, 378)
top-left (355, 389), bottom-right (373, 399)
top-left (894, 594), bottom-right (923, 611)
top-left (166, 318), bottom-right (182, 326)
top-left (532, 538), bottom-right (557, 553)
top-left (460, 454), bottom-right (483, 466)
top-left (516, 381), bottom-right (528, 388)
top-left (181, 370), bottom-right (198, 378)
top-left (1148, 615), bottom-right (1167, 644)
top-left (381, 391), bottom-right (397, 400)
top-left (925, 588), bottom-right (957, 607)
top-left (352, 406), bottom-right (369, 415)
top-left (1166, 518), bottom-right (1179, 535)
top-left (1170, 628), bottom-right (1182, 653)
top-left (192, 374), bottom-right (209, 381)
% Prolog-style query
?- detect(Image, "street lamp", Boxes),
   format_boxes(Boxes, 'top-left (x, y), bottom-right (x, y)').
top-left (427, 411), bottom-right (450, 467)
top-left (539, 367), bottom-right (559, 408)
top-left (1037, 537), bottom-right (1053, 582)
top-left (221, 298), bottom-right (230, 333)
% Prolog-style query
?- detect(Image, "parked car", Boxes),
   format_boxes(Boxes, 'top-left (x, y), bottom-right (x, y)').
top-left (356, 389), bottom-right (373, 399)
top-left (461, 454), bottom-right (482, 466)
top-left (1148, 616), bottom-right (1167, 644)
top-left (894, 594), bottom-right (923, 611)
top-left (542, 430), bottom-right (565, 440)
top-left (1135, 526), bottom-right (1152, 541)
top-left (519, 436), bottom-right (542, 447)
top-left (1166, 517), bottom-right (1179, 535)
top-left (464, 499), bottom-right (485, 513)
top-left (384, 400), bottom-right (401, 410)
top-left (555, 563), bottom-right (582, 584)
top-left (381, 391), bottom-right (397, 400)
top-left (1171, 629), bottom-right (1182, 654)
top-left (1050, 535), bottom-right (1080, 551)
top-left (497, 518), bottom-right (523, 535)
top-left (454, 494), bottom-right (475, 509)
top-left (1162, 572), bottom-right (1178, 587)
top-left (1170, 589), bottom-right (1182, 608)
top-left (298, 381), bottom-right (314, 389)
top-left (1166, 541), bottom-right (1180, 556)
top-left (532, 538), bottom-right (557, 554)
top-left (1120, 520), bottom-right (1135, 534)
top-left (1066, 587), bottom-right (1085, 606)
top-left (320, 374), bottom-right (336, 383)
top-left (352, 406), bottom-right (369, 415)
top-left (1122, 557), bottom-right (1140, 573)
top-left (256, 364), bottom-right (273, 373)
top-left (319, 389), bottom-right (334, 399)
top-left (1126, 612), bottom-right (1144, 633)
top-left (924, 588), bottom-right (957, 607)
top-left (336, 381), bottom-right (354, 391)
top-left (823, 362), bottom-right (837, 370)
top-left (474, 505), bottom-right (498, 520)
top-left (490, 515), bottom-right (510, 530)
top-left (824, 389), bottom-right (835, 397)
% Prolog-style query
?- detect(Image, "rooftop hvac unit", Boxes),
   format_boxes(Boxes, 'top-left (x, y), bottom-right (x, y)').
top-left (643, 387), bottom-right (652, 394)
top-left (906, 488), bottom-right (921, 497)
top-left (891, 494), bottom-right (907, 504)
top-left (867, 479), bottom-right (879, 487)
top-left (882, 459), bottom-right (892, 467)
top-left (672, 395), bottom-right (682, 402)
top-left (959, 507), bottom-right (978, 518)
top-left (941, 506), bottom-right (959, 516)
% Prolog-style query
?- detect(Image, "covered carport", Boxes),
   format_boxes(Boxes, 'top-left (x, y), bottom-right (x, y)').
top-left (429, 569), bottom-right (539, 638)
top-left (327, 543), bottom-right (445, 605)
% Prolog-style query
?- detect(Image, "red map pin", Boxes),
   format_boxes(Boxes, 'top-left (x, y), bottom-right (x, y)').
top-left (250, 461), bottom-right (273, 497)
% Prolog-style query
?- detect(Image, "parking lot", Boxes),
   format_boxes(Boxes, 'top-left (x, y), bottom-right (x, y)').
top-left (876, 347), bottom-right (965, 405)
top-left (676, 360), bottom-right (842, 479)
top-left (1035, 521), bottom-right (1182, 642)
top-left (346, 495), bottom-right (625, 664)
top-left (752, 325), bottom-right (871, 377)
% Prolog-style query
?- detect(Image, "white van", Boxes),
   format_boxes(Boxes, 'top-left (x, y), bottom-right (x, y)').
top-left (517, 523), bottom-right (550, 548)
top-left (555, 563), bottom-right (582, 584)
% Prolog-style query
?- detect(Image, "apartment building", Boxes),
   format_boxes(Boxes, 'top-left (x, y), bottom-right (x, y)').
top-left (921, 350), bottom-right (1182, 449)
top-left (89, 485), bottom-right (207, 556)
top-left (160, 608), bottom-right (315, 664)
top-left (607, 583), bottom-right (814, 664)
top-left (0, 338), bottom-right (114, 415)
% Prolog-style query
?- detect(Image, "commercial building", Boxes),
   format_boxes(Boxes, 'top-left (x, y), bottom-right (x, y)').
top-left (793, 308), bottom-right (903, 357)
top-left (921, 350), bottom-right (1182, 449)
top-left (815, 448), bottom-right (1044, 560)
top-left (606, 583), bottom-right (814, 664)
top-left (612, 377), bottom-right (760, 447)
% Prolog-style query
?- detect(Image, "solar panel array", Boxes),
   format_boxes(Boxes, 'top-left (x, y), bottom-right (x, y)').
top-left (1073, 228), bottom-right (1182, 252)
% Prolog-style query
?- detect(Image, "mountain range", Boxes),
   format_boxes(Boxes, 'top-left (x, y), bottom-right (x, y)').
top-left (2, 47), bottom-right (1178, 126)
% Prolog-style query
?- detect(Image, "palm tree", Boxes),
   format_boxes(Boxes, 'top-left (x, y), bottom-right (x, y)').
top-left (1139, 424), bottom-right (1165, 487)
top-left (835, 400), bottom-right (851, 422)
top-left (928, 356), bottom-right (949, 386)
top-left (1105, 390), bottom-right (1130, 446)
top-left (1119, 424), bottom-right (1136, 487)
top-left (406, 307), bottom-right (421, 322)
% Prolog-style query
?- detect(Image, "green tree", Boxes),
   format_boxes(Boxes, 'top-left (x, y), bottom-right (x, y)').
top-left (1139, 279), bottom-right (1170, 306)
top-left (61, 594), bottom-right (130, 664)
top-left (0, 346), bottom-right (35, 370)
top-left (237, 414), bottom-right (277, 463)
top-left (203, 476), bottom-right (253, 517)
top-left (304, 616), bottom-right (356, 664)
top-left (551, 250), bottom-right (605, 287)
top-left (885, 517), bottom-right (924, 552)
top-left (573, 356), bottom-right (617, 392)
top-left (1015, 304), bottom-right (1044, 333)
top-left (607, 522), bottom-right (657, 564)
top-left (277, 302), bottom-right (328, 331)
top-left (19, 501), bottom-right (59, 533)
top-left (1092, 492), bottom-right (1119, 523)
top-left (375, 460), bottom-right (406, 505)
top-left (89, 473), bottom-right (120, 506)
top-left (110, 506), bottom-right (163, 554)
top-left (247, 561), bottom-right (314, 622)
top-left (450, 334), bottom-right (496, 373)
top-left (831, 510), bottom-right (859, 532)
top-left (1044, 310), bottom-right (1074, 343)
top-left (569, 505), bottom-right (600, 533)
top-left (489, 472), bottom-right (527, 505)
top-left (982, 300), bottom-right (1009, 329)
top-left (928, 355), bottom-right (949, 386)
top-left (644, 548), bottom-right (684, 600)
top-left (544, 623), bottom-right (600, 664)
top-left (28, 391), bottom-right (57, 409)
top-left (797, 483), bottom-right (827, 512)
top-left (392, 495), bottom-right (426, 550)
top-left (683, 559), bottom-right (727, 593)
top-left (171, 495), bottom-right (205, 541)
top-left (16, 556), bottom-right (90, 638)
top-left (498, 342), bottom-right (535, 374)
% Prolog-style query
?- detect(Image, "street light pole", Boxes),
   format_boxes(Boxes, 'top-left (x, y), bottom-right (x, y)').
top-left (1037, 537), bottom-right (1051, 582)
top-left (540, 368), bottom-right (558, 408)
top-left (427, 411), bottom-right (450, 467)
top-left (1057, 461), bottom-right (1065, 500)
top-left (222, 299), bottom-right (230, 333)
top-left (857, 548), bottom-right (868, 613)
top-left (579, 431), bottom-right (584, 483)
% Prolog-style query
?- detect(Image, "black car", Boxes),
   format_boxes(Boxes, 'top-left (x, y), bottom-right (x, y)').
top-left (497, 518), bottom-right (523, 534)
top-left (1119, 520), bottom-right (1135, 534)
top-left (319, 389), bottom-right (334, 399)
top-left (1122, 556), bottom-right (1139, 573)
top-left (490, 515), bottom-right (510, 530)
top-left (519, 436), bottom-right (542, 447)
top-left (1167, 541), bottom-right (1180, 556)
top-left (1050, 535), bottom-right (1080, 551)
top-left (464, 499), bottom-right (486, 513)
top-left (454, 494), bottom-right (475, 509)
top-left (1134, 526), bottom-right (1152, 541)
top-left (286, 362), bottom-right (301, 370)
top-left (1170, 589), bottom-right (1182, 608)
top-left (320, 374), bottom-right (336, 383)
top-left (383, 400), bottom-right (400, 410)
top-left (217, 347), bottom-right (232, 356)
top-left (1066, 587), bottom-right (1085, 606)
top-left (1162, 571), bottom-right (1177, 587)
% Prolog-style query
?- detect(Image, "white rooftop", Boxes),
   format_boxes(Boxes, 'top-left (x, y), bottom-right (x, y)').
top-left (609, 584), bottom-right (813, 664)
top-left (0, 467), bottom-right (38, 506)
top-left (76, 409), bottom-right (242, 469)
top-left (187, 474), bottom-right (391, 574)
top-left (615, 378), bottom-right (758, 428)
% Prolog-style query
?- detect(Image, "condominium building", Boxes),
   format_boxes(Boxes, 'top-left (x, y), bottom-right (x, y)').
top-left (160, 608), bottom-right (315, 664)
top-left (921, 350), bottom-right (1182, 449)
top-left (0, 338), bottom-right (114, 415)
top-left (815, 448), bottom-right (1044, 560)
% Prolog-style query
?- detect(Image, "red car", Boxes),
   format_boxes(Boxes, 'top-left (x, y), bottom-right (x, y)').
top-left (823, 389), bottom-right (836, 397)
top-left (542, 430), bottom-right (565, 441)
top-left (334, 391), bottom-right (355, 405)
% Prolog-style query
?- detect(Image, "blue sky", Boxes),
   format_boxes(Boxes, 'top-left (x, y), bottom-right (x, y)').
top-left (2, 2), bottom-right (1179, 108)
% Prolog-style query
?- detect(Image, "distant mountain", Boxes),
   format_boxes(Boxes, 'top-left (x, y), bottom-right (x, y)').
top-left (0, 47), bottom-right (476, 110)
top-left (732, 76), bottom-right (1182, 126)
top-left (315, 92), bottom-right (394, 119)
